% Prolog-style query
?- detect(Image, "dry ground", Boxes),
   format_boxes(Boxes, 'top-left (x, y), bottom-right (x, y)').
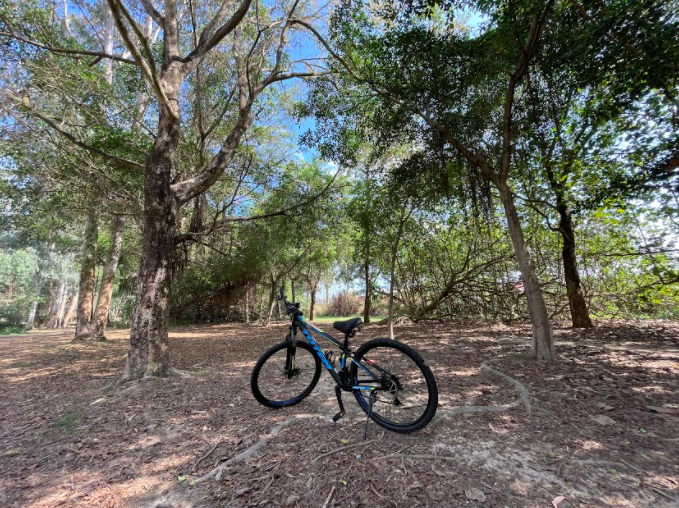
top-left (0, 320), bottom-right (678, 508)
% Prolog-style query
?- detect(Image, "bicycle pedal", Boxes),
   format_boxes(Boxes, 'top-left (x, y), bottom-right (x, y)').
top-left (332, 411), bottom-right (345, 422)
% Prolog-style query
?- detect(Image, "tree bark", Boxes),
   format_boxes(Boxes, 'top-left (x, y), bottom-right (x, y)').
top-left (47, 277), bottom-right (68, 329)
top-left (558, 204), bottom-right (593, 328)
top-left (61, 291), bottom-right (78, 328)
top-left (75, 209), bottom-right (98, 338)
top-left (124, 110), bottom-right (179, 379)
top-left (91, 215), bottom-right (125, 340)
top-left (498, 182), bottom-right (556, 360)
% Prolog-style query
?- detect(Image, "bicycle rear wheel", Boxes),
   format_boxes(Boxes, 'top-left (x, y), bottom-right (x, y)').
top-left (351, 338), bottom-right (438, 433)
top-left (251, 340), bottom-right (321, 408)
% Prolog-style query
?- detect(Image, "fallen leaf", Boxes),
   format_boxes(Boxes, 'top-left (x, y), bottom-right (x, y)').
top-left (552, 495), bottom-right (566, 508)
top-left (465, 487), bottom-right (486, 502)
top-left (177, 475), bottom-right (187, 482)
top-left (591, 415), bottom-right (616, 425)
top-left (340, 438), bottom-right (351, 444)
top-left (339, 479), bottom-right (348, 486)
top-left (595, 402), bottom-right (615, 411)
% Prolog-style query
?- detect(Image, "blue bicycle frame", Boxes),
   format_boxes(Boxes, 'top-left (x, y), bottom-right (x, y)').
top-left (290, 316), bottom-right (379, 391)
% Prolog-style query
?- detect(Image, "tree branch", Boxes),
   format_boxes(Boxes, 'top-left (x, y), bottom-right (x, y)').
top-left (183, 0), bottom-right (253, 75)
top-left (139, 0), bottom-right (164, 28)
top-left (15, 100), bottom-right (144, 172)
top-left (106, 0), bottom-right (175, 118)
top-left (0, 30), bottom-right (137, 66)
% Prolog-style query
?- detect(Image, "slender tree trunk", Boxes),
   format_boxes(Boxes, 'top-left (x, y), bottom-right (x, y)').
top-left (91, 215), bottom-right (125, 340)
top-left (75, 210), bottom-right (98, 338)
top-left (498, 182), bottom-right (556, 360)
top-left (47, 278), bottom-right (68, 329)
top-left (309, 284), bottom-right (317, 320)
top-left (244, 282), bottom-right (250, 325)
top-left (61, 291), bottom-right (78, 328)
top-left (23, 301), bottom-right (38, 329)
top-left (387, 204), bottom-right (409, 339)
top-left (557, 204), bottom-right (593, 328)
top-left (291, 278), bottom-right (296, 303)
top-left (124, 110), bottom-right (179, 379)
top-left (266, 281), bottom-right (277, 327)
top-left (363, 256), bottom-right (372, 324)
top-left (102, 2), bottom-right (114, 84)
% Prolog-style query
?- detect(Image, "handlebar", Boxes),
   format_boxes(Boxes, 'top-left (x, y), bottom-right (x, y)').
top-left (278, 287), bottom-right (303, 317)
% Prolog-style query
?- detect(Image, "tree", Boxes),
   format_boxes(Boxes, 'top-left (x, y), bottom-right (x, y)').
top-left (2, 0), bottom-right (328, 378)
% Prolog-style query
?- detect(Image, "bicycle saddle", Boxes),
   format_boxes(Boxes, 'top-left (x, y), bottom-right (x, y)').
top-left (333, 317), bottom-right (362, 335)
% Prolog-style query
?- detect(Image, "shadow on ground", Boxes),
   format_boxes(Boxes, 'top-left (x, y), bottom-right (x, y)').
top-left (0, 320), bottom-right (677, 507)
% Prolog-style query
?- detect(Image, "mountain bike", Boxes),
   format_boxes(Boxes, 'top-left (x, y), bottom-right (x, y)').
top-left (250, 289), bottom-right (438, 434)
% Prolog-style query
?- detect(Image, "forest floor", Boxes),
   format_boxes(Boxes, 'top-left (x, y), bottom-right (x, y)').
top-left (0, 320), bottom-right (678, 508)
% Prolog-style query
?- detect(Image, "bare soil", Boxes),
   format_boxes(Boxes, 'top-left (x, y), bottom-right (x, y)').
top-left (1, 320), bottom-right (677, 508)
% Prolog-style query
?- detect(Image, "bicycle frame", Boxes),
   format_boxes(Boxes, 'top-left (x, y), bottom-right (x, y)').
top-left (288, 315), bottom-right (381, 391)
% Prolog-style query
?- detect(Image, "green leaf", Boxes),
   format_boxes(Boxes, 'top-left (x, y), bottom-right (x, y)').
top-left (339, 479), bottom-right (348, 486)
top-left (340, 438), bottom-right (351, 444)
top-left (177, 475), bottom-right (187, 482)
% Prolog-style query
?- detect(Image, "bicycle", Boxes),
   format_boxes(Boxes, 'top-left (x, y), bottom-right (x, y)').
top-left (250, 289), bottom-right (438, 434)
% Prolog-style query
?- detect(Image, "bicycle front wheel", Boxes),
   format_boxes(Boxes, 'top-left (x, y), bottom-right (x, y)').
top-left (351, 338), bottom-right (438, 433)
top-left (251, 340), bottom-right (321, 408)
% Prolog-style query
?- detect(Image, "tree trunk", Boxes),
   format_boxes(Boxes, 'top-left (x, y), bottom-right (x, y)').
top-left (291, 278), bottom-right (296, 303)
top-left (23, 301), bottom-right (38, 329)
top-left (91, 215), bottom-right (125, 340)
top-left (61, 291), bottom-right (78, 328)
top-left (247, 285), bottom-right (252, 323)
top-left (498, 182), bottom-right (556, 360)
top-left (558, 204), bottom-right (593, 328)
top-left (309, 284), bottom-right (317, 320)
top-left (124, 111), bottom-right (179, 380)
top-left (363, 257), bottom-right (372, 324)
top-left (75, 210), bottom-right (98, 338)
top-left (266, 281), bottom-right (277, 327)
top-left (387, 204), bottom-right (408, 339)
top-left (47, 278), bottom-right (68, 329)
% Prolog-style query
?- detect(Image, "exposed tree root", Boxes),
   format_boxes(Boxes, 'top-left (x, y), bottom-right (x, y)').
top-left (313, 436), bottom-right (383, 463)
top-left (194, 417), bottom-right (299, 483)
top-left (433, 357), bottom-right (532, 424)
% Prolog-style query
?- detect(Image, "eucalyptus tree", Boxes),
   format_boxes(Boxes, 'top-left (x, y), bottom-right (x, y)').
top-left (1, 0), bottom-right (328, 378)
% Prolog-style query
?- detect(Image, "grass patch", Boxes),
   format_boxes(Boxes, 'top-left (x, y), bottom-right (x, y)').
top-left (0, 326), bottom-right (26, 336)
top-left (55, 412), bottom-right (83, 433)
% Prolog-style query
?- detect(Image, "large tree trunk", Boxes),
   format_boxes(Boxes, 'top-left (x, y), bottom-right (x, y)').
top-left (558, 204), bottom-right (593, 328)
top-left (61, 291), bottom-right (78, 328)
top-left (498, 182), bottom-right (556, 360)
top-left (75, 210), bottom-right (98, 338)
top-left (91, 215), bottom-right (125, 340)
top-left (124, 112), bottom-right (179, 379)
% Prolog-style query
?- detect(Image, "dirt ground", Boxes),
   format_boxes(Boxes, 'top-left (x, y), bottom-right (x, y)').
top-left (1, 320), bottom-right (678, 508)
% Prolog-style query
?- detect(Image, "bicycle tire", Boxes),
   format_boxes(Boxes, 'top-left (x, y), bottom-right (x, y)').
top-left (251, 340), bottom-right (321, 408)
top-left (351, 338), bottom-right (438, 433)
